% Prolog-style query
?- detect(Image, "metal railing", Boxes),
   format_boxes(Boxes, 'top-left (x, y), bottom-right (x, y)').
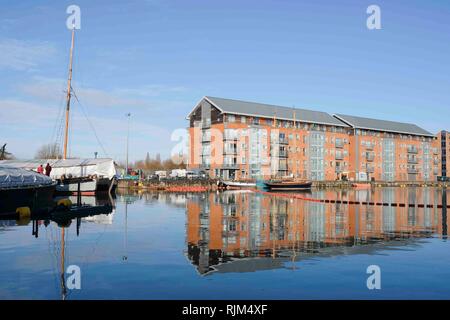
top-left (407, 146), bottom-right (419, 154)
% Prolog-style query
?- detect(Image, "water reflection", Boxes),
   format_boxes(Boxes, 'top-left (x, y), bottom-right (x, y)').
top-left (186, 188), bottom-right (448, 275)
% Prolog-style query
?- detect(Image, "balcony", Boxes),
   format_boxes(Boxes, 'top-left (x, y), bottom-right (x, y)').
top-left (270, 149), bottom-right (288, 158)
top-left (335, 166), bottom-right (344, 173)
top-left (366, 152), bottom-right (375, 162)
top-left (201, 135), bottom-right (211, 142)
top-left (407, 146), bottom-right (419, 154)
top-left (365, 143), bottom-right (375, 150)
top-left (365, 165), bottom-right (375, 173)
top-left (407, 157), bottom-right (418, 164)
top-left (201, 120), bottom-right (211, 129)
top-left (407, 168), bottom-right (419, 174)
top-left (223, 148), bottom-right (237, 155)
top-left (278, 137), bottom-right (289, 145)
top-left (223, 163), bottom-right (238, 169)
top-left (335, 140), bottom-right (344, 148)
top-left (335, 153), bottom-right (344, 160)
top-left (223, 135), bottom-right (238, 141)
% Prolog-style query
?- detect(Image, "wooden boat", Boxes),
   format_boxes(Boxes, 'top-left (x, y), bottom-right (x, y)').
top-left (217, 180), bottom-right (256, 190)
top-left (352, 183), bottom-right (371, 190)
top-left (264, 181), bottom-right (312, 191)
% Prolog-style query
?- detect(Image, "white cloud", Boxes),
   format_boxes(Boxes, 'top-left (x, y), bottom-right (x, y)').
top-left (19, 77), bottom-right (188, 109)
top-left (0, 97), bottom-right (184, 160)
top-left (0, 39), bottom-right (56, 71)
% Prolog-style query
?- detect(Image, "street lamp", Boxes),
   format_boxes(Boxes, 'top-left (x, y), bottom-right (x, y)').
top-left (126, 113), bottom-right (131, 176)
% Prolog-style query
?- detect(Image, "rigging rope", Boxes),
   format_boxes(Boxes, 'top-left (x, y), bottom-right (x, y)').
top-left (71, 87), bottom-right (109, 158)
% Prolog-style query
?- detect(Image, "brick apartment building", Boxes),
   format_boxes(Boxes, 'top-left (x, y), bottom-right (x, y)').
top-left (187, 96), bottom-right (443, 182)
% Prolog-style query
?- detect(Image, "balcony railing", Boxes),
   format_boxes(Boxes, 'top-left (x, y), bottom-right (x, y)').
top-left (366, 152), bottom-right (375, 161)
top-left (407, 146), bottom-right (419, 154)
top-left (201, 120), bottom-right (211, 128)
top-left (201, 135), bottom-right (211, 142)
top-left (365, 143), bottom-right (375, 150)
top-left (365, 166), bottom-right (375, 173)
top-left (223, 136), bottom-right (238, 141)
top-left (407, 157), bottom-right (418, 164)
top-left (223, 148), bottom-right (237, 155)
top-left (335, 167), bottom-right (344, 173)
top-left (270, 149), bottom-right (288, 157)
top-left (223, 163), bottom-right (238, 169)
top-left (408, 168), bottom-right (419, 174)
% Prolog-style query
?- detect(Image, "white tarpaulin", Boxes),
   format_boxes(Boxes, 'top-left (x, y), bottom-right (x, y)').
top-left (0, 165), bottom-right (53, 189)
top-left (0, 158), bottom-right (117, 180)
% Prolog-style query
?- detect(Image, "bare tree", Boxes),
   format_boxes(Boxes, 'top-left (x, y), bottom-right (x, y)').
top-left (35, 143), bottom-right (62, 159)
top-left (0, 143), bottom-right (14, 160)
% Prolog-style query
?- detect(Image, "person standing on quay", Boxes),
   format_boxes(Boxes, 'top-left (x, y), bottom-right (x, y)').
top-left (45, 163), bottom-right (52, 176)
top-left (37, 164), bottom-right (44, 174)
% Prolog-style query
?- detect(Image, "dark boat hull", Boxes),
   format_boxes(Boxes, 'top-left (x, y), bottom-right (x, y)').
top-left (0, 184), bottom-right (55, 215)
top-left (264, 181), bottom-right (312, 191)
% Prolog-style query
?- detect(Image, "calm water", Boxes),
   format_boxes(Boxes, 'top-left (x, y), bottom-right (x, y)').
top-left (0, 187), bottom-right (449, 300)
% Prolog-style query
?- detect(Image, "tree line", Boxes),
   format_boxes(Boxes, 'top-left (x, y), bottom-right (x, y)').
top-left (124, 152), bottom-right (186, 171)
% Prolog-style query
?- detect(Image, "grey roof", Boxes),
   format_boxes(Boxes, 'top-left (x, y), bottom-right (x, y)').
top-left (334, 114), bottom-right (434, 137)
top-left (202, 96), bottom-right (349, 127)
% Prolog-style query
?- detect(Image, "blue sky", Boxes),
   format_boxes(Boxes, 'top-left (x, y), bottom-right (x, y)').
top-left (1, 0), bottom-right (449, 161)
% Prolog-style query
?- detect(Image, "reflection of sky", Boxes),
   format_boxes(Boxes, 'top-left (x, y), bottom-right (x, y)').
top-left (0, 189), bottom-right (449, 299)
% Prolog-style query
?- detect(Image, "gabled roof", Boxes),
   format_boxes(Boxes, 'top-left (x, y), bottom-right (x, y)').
top-left (333, 114), bottom-right (434, 137)
top-left (188, 96), bottom-right (349, 127)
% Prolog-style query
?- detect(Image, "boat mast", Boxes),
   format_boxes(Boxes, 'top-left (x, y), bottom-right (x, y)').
top-left (63, 26), bottom-right (76, 160)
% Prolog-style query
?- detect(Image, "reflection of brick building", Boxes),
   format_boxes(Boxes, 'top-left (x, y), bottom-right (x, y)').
top-left (186, 190), bottom-right (448, 274)
top-left (187, 96), bottom-right (442, 181)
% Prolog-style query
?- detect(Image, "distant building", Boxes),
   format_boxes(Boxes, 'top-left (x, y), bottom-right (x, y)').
top-left (438, 130), bottom-right (449, 178)
top-left (186, 96), bottom-right (442, 181)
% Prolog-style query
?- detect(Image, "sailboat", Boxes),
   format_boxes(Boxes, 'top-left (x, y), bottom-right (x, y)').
top-left (54, 26), bottom-right (118, 195)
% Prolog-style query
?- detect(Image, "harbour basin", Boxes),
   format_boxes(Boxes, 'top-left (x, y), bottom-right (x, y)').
top-left (0, 187), bottom-right (449, 299)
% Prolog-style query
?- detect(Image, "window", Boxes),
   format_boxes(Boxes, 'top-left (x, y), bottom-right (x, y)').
top-left (228, 115), bottom-right (235, 123)
top-left (240, 116), bottom-right (246, 123)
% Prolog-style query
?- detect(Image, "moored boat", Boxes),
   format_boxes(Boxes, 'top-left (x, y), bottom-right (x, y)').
top-left (217, 180), bottom-right (256, 190)
top-left (0, 166), bottom-right (56, 214)
top-left (352, 183), bottom-right (371, 190)
top-left (263, 180), bottom-right (312, 191)
top-left (0, 158), bottom-right (118, 195)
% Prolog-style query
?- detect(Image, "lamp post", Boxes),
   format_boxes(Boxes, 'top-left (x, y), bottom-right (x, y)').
top-left (126, 113), bottom-right (131, 176)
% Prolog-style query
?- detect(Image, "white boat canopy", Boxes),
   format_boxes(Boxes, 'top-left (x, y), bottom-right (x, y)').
top-left (0, 158), bottom-right (118, 180)
top-left (0, 165), bottom-right (54, 189)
